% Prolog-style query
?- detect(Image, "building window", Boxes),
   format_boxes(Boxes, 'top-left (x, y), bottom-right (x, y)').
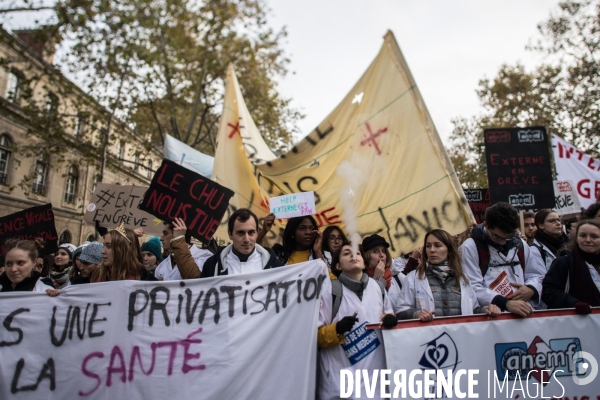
top-left (0, 134), bottom-right (11, 185)
top-left (92, 174), bottom-right (100, 194)
top-left (32, 155), bottom-right (48, 195)
top-left (134, 153), bottom-right (139, 171)
top-left (146, 160), bottom-right (152, 179)
top-left (86, 234), bottom-right (97, 242)
top-left (5, 70), bottom-right (22, 103)
top-left (47, 92), bottom-right (59, 113)
top-left (117, 141), bottom-right (125, 161)
top-left (75, 113), bottom-right (88, 136)
top-left (64, 165), bottom-right (78, 204)
top-left (59, 230), bottom-right (71, 245)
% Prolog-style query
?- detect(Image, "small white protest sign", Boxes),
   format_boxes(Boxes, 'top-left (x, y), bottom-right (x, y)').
top-left (270, 191), bottom-right (316, 219)
top-left (554, 180), bottom-right (582, 215)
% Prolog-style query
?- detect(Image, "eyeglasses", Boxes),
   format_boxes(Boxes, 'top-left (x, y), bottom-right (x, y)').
top-left (545, 218), bottom-right (561, 224)
top-left (488, 229), bottom-right (515, 243)
top-left (328, 236), bottom-right (343, 242)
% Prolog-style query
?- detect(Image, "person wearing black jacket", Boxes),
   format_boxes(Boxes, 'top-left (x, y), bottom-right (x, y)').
top-left (542, 219), bottom-right (600, 314)
top-left (201, 208), bottom-right (281, 277)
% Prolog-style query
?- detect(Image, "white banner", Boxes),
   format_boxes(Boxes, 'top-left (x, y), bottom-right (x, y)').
top-left (164, 134), bottom-right (214, 177)
top-left (0, 261), bottom-right (327, 399)
top-left (382, 310), bottom-right (600, 399)
top-left (552, 134), bottom-right (600, 210)
top-left (553, 180), bottom-right (582, 216)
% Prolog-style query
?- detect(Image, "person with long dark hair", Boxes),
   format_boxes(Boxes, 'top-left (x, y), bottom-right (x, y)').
top-left (274, 216), bottom-right (322, 265)
top-left (395, 230), bottom-right (500, 321)
top-left (532, 209), bottom-right (569, 271)
top-left (321, 225), bottom-right (347, 267)
top-left (542, 219), bottom-right (600, 314)
top-left (49, 242), bottom-right (76, 288)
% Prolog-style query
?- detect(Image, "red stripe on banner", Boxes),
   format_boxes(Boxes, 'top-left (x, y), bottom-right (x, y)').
top-left (366, 307), bottom-right (600, 330)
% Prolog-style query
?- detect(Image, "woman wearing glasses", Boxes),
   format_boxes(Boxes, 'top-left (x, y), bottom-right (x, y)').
top-left (542, 219), bottom-right (600, 314)
top-left (532, 210), bottom-right (569, 272)
top-left (321, 226), bottom-right (347, 268)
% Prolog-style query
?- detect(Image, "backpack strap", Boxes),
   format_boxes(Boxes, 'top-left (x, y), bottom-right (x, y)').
top-left (530, 243), bottom-right (547, 265)
top-left (473, 236), bottom-right (491, 277)
top-left (331, 279), bottom-right (343, 320)
top-left (331, 278), bottom-right (386, 320)
top-left (392, 274), bottom-right (402, 289)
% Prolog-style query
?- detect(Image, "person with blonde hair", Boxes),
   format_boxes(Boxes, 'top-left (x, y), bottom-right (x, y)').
top-left (395, 229), bottom-right (500, 321)
top-left (92, 224), bottom-right (156, 282)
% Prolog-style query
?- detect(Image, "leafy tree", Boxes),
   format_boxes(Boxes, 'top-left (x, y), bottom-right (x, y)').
top-left (447, 0), bottom-right (600, 188)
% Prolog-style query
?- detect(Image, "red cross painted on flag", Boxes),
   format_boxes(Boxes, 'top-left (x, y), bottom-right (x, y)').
top-left (228, 122), bottom-right (241, 139)
top-left (360, 123), bottom-right (388, 155)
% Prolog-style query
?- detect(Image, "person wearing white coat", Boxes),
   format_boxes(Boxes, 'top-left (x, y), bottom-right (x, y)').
top-left (316, 243), bottom-right (398, 400)
top-left (393, 229), bottom-right (500, 321)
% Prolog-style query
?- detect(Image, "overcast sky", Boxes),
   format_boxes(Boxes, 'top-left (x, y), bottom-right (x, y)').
top-left (2, 0), bottom-right (563, 145)
top-left (268, 0), bottom-right (562, 144)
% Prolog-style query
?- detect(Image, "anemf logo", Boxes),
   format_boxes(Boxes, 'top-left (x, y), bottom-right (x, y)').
top-left (495, 336), bottom-right (591, 385)
top-left (508, 194), bottom-right (535, 207)
top-left (419, 333), bottom-right (459, 372)
top-left (517, 129), bottom-right (544, 142)
top-left (464, 190), bottom-right (483, 202)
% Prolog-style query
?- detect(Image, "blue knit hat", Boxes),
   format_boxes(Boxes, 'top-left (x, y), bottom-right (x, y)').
top-left (79, 242), bottom-right (103, 264)
top-left (141, 237), bottom-right (163, 263)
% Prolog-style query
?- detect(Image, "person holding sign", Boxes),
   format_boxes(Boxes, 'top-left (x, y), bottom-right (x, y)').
top-left (317, 242), bottom-right (397, 400)
top-left (155, 220), bottom-right (212, 280)
top-left (200, 209), bottom-right (281, 277)
top-left (0, 238), bottom-right (59, 296)
top-left (273, 216), bottom-right (323, 265)
top-left (394, 229), bottom-right (501, 321)
top-left (542, 219), bottom-right (600, 314)
top-left (91, 224), bottom-right (156, 282)
top-left (459, 202), bottom-right (545, 317)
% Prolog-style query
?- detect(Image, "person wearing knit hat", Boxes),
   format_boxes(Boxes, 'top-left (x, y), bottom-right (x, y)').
top-left (51, 243), bottom-right (76, 288)
top-left (72, 242), bottom-right (103, 285)
top-left (70, 242), bottom-right (91, 284)
top-left (141, 237), bottom-right (163, 277)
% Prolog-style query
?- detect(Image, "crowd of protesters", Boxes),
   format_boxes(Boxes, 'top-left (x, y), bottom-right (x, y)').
top-left (1, 198), bottom-right (599, 400)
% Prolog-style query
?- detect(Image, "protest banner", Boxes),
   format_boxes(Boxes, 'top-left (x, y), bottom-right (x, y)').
top-left (84, 183), bottom-right (163, 236)
top-left (270, 191), bottom-right (316, 219)
top-left (0, 260), bottom-right (326, 399)
top-left (484, 127), bottom-right (554, 210)
top-left (164, 134), bottom-right (214, 178)
top-left (381, 309), bottom-right (600, 399)
top-left (553, 180), bottom-right (582, 216)
top-left (213, 32), bottom-right (474, 255)
top-left (464, 189), bottom-right (490, 224)
top-left (0, 203), bottom-right (58, 260)
top-left (552, 134), bottom-right (600, 210)
top-left (139, 159), bottom-right (234, 243)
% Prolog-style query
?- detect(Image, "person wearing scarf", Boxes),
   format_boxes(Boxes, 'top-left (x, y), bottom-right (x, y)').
top-left (1, 238), bottom-right (58, 296)
top-left (316, 242), bottom-right (397, 400)
top-left (543, 219), bottom-right (600, 314)
top-left (532, 209), bottom-right (569, 271)
top-left (49, 242), bottom-right (76, 288)
top-left (395, 229), bottom-right (501, 321)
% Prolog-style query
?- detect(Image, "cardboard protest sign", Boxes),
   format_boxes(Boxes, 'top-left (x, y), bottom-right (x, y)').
top-left (139, 159), bottom-right (234, 243)
top-left (484, 127), bottom-right (554, 209)
top-left (0, 260), bottom-right (326, 399)
top-left (213, 33), bottom-right (474, 256)
top-left (552, 134), bottom-right (600, 210)
top-left (0, 203), bottom-right (58, 260)
top-left (553, 180), bottom-right (582, 216)
top-left (84, 183), bottom-right (163, 235)
top-left (270, 191), bottom-right (316, 219)
top-left (464, 188), bottom-right (490, 224)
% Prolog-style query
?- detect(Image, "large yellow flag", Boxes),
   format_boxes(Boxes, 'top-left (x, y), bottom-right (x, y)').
top-left (213, 31), bottom-right (474, 255)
